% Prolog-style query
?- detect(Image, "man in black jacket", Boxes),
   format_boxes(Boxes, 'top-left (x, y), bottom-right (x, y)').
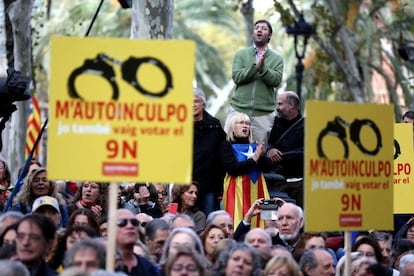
top-left (193, 88), bottom-right (226, 215)
top-left (267, 91), bottom-right (304, 207)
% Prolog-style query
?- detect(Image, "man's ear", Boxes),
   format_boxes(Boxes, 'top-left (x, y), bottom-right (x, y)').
top-left (304, 264), bottom-right (313, 275)
top-left (299, 217), bottom-right (304, 229)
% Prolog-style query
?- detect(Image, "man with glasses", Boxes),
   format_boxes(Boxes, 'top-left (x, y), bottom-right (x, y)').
top-left (116, 209), bottom-right (158, 275)
top-left (226, 19), bottom-right (284, 144)
top-left (16, 214), bottom-right (57, 276)
top-left (144, 218), bottom-right (171, 264)
top-left (193, 88), bottom-right (226, 215)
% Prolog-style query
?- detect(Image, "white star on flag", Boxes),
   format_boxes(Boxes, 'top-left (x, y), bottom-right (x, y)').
top-left (241, 145), bottom-right (255, 159)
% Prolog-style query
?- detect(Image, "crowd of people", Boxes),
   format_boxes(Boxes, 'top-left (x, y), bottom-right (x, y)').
top-left (0, 171), bottom-right (413, 276)
top-left (0, 18), bottom-right (413, 276)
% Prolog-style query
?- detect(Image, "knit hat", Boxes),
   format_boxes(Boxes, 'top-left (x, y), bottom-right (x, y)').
top-left (194, 88), bottom-right (206, 106)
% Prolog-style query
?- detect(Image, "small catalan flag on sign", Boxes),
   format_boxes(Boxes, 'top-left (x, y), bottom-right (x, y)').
top-left (25, 95), bottom-right (41, 158)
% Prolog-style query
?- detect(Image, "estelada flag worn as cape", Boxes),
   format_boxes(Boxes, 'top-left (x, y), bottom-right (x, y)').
top-left (222, 143), bottom-right (270, 229)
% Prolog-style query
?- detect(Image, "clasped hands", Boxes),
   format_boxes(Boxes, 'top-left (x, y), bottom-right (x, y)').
top-left (266, 147), bottom-right (283, 163)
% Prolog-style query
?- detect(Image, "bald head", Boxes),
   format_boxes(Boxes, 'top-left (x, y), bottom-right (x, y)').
top-left (276, 91), bottom-right (301, 120)
top-left (276, 203), bottom-right (304, 243)
top-left (245, 228), bottom-right (272, 254)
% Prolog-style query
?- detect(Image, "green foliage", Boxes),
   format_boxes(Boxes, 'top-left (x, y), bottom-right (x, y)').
top-left (273, 0), bottom-right (414, 112)
top-left (31, 0), bottom-right (240, 101)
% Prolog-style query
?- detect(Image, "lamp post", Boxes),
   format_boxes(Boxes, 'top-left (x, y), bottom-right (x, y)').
top-left (398, 42), bottom-right (414, 62)
top-left (286, 13), bottom-right (315, 99)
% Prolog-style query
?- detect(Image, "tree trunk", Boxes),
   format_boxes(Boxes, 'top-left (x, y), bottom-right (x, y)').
top-left (6, 0), bottom-right (33, 182)
top-left (130, 0), bottom-right (174, 39)
top-left (241, 0), bottom-right (254, 47)
top-left (0, 0), bottom-right (8, 161)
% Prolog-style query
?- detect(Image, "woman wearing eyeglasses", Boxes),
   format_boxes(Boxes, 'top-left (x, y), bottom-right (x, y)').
top-left (16, 214), bottom-right (57, 276)
top-left (165, 244), bottom-right (207, 276)
top-left (11, 167), bottom-right (68, 228)
top-left (220, 112), bottom-right (272, 229)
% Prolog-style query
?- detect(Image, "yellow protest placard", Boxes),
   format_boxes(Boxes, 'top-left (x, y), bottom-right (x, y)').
top-left (394, 123), bottom-right (414, 213)
top-left (305, 101), bottom-right (394, 231)
top-left (48, 36), bottom-right (195, 183)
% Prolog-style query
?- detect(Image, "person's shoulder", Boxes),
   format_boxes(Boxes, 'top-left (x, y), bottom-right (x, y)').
top-left (135, 254), bottom-right (159, 272)
top-left (203, 111), bottom-right (222, 125)
top-left (236, 45), bottom-right (254, 54)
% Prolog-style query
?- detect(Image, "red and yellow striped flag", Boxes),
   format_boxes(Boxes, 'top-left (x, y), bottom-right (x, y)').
top-left (222, 144), bottom-right (270, 229)
top-left (25, 95), bottom-right (41, 158)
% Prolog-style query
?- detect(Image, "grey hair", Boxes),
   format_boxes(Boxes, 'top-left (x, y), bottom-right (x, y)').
top-left (212, 242), bottom-right (262, 276)
top-left (194, 87), bottom-right (207, 107)
top-left (399, 253), bottom-right (414, 274)
top-left (277, 202), bottom-right (304, 220)
top-left (63, 238), bottom-right (106, 269)
top-left (60, 267), bottom-right (89, 276)
top-left (206, 210), bottom-right (232, 228)
top-left (145, 218), bottom-right (170, 240)
top-left (245, 227), bottom-right (272, 246)
top-left (159, 226), bottom-right (205, 266)
top-left (299, 248), bottom-right (321, 274)
top-left (171, 213), bottom-right (195, 228)
top-left (369, 231), bottom-right (392, 243)
top-left (0, 260), bottom-right (30, 276)
top-left (0, 211), bottom-right (24, 231)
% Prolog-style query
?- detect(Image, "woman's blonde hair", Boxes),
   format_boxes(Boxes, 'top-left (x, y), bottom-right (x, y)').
top-left (15, 167), bottom-right (62, 205)
top-left (226, 112), bottom-right (253, 143)
top-left (264, 255), bottom-right (301, 276)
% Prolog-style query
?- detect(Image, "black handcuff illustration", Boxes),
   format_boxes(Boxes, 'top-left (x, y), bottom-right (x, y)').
top-left (394, 139), bottom-right (401, 160)
top-left (68, 53), bottom-right (173, 100)
top-left (317, 116), bottom-right (382, 159)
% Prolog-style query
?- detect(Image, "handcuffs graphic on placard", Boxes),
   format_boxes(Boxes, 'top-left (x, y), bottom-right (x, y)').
top-left (68, 53), bottom-right (173, 100)
top-left (317, 116), bottom-right (382, 159)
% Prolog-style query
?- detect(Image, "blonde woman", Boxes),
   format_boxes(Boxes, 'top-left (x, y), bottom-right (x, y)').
top-left (12, 167), bottom-right (68, 228)
top-left (264, 255), bottom-right (301, 276)
top-left (220, 112), bottom-right (272, 228)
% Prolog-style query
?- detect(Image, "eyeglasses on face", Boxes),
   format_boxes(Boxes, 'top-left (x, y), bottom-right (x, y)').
top-left (116, 218), bottom-right (140, 228)
top-left (236, 121), bottom-right (250, 126)
top-left (16, 233), bottom-right (44, 243)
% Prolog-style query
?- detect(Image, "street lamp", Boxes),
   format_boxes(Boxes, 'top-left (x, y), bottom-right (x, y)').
top-left (398, 42), bottom-right (414, 62)
top-left (286, 13), bottom-right (315, 99)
